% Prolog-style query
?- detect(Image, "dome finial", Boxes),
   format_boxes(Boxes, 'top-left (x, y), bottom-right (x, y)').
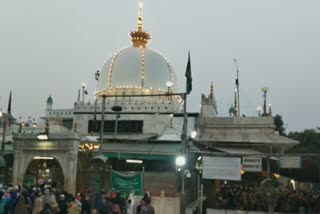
top-left (138, 0), bottom-right (143, 32)
top-left (130, 0), bottom-right (151, 48)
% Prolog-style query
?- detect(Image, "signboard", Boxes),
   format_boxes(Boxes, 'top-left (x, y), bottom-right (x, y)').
top-left (202, 156), bottom-right (241, 181)
top-left (111, 170), bottom-right (143, 196)
top-left (280, 156), bottom-right (301, 168)
top-left (242, 157), bottom-right (262, 172)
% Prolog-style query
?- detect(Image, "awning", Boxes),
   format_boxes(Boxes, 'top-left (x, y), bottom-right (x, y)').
top-left (213, 147), bottom-right (263, 155)
top-left (81, 134), bottom-right (158, 142)
top-left (83, 136), bottom-right (99, 142)
top-left (99, 143), bottom-right (181, 160)
top-left (200, 133), bottom-right (298, 145)
top-left (157, 133), bottom-right (181, 141)
top-left (92, 154), bottom-right (108, 163)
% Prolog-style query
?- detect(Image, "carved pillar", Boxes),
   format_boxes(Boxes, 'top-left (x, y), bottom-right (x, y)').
top-left (12, 150), bottom-right (20, 185)
top-left (64, 151), bottom-right (78, 194)
top-left (12, 147), bottom-right (25, 185)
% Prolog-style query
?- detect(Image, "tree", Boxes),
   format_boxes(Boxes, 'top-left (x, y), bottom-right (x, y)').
top-left (274, 114), bottom-right (286, 136)
top-left (286, 128), bottom-right (320, 183)
top-left (287, 128), bottom-right (320, 153)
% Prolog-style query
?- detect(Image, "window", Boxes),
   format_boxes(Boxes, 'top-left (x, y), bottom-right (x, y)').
top-left (88, 120), bottom-right (143, 133)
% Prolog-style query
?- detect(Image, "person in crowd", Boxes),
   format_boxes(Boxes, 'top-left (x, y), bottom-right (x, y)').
top-left (42, 203), bottom-right (52, 214)
top-left (58, 194), bottom-right (68, 214)
top-left (14, 195), bottom-right (28, 214)
top-left (136, 193), bottom-right (151, 214)
top-left (101, 195), bottom-right (113, 214)
top-left (137, 200), bottom-right (148, 214)
top-left (126, 193), bottom-right (134, 214)
top-left (32, 197), bottom-right (43, 214)
top-left (0, 190), bottom-right (8, 214)
top-left (75, 193), bottom-right (82, 213)
top-left (50, 201), bottom-right (59, 214)
top-left (9, 187), bottom-right (18, 214)
top-left (110, 192), bottom-right (117, 205)
top-left (112, 204), bottom-right (122, 214)
top-left (41, 189), bottom-right (52, 207)
top-left (68, 197), bottom-right (81, 214)
top-left (80, 193), bottom-right (91, 214)
top-left (145, 197), bottom-right (155, 214)
top-left (94, 192), bottom-right (103, 214)
top-left (111, 192), bottom-right (125, 214)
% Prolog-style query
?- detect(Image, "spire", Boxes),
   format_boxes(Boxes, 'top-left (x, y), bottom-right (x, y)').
top-left (130, 0), bottom-right (151, 48)
top-left (137, 0), bottom-right (143, 32)
top-left (46, 95), bottom-right (53, 104)
top-left (46, 95), bottom-right (53, 110)
top-left (268, 103), bottom-right (272, 116)
top-left (210, 81), bottom-right (214, 96)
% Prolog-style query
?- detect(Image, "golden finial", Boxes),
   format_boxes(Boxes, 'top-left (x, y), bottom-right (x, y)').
top-left (138, 0), bottom-right (143, 32)
top-left (130, 0), bottom-right (151, 48)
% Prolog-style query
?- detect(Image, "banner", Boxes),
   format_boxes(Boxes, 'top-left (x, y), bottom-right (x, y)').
top-left (280, 156), bottom-right (301, 168)
top-left (202, 156), bottom-right (241, 181)
top-left (242, 157), bottom-right (262, 172)
top-left (111, 170), bottom-right (143, 196)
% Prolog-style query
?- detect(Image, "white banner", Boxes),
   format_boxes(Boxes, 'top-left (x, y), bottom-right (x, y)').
top-left (242, 157), bottom-right (262, 172)
top-left (280, 156), bottom-right (301, 168)
top-left (202, 156), bottom-right (241, 181)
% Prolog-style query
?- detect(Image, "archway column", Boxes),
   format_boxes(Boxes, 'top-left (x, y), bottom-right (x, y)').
top-left (12, 150), bottom-right (24, 186)
top-left (64, 151), bottom-right (78, 194)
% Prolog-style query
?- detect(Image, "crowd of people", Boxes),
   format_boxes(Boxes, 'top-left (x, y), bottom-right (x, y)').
top-left (213, 184), bottom-right (320, 213)
top-left (0, 183), bottom-right (155, 214)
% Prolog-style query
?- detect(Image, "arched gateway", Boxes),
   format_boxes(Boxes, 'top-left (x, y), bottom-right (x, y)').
top-left (12, 123), bottom-right (80, 194)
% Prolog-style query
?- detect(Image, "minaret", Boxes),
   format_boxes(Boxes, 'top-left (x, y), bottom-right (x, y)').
top-left (200, 82), bottom-right (218, 117)
top-left (210, 81), bottom-right (214, 98)
top-left (130, 0), bottom-right (151, 48)
top-left (46, 95), bottom-right (53, 110)
top-left (234, 89), bottom-right (238, 117)
top-left (46, 95), bottom-right (53, 118)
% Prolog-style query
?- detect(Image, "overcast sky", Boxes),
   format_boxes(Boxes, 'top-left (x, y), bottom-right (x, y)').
top-left (0, 0), bottom-right (319, 132)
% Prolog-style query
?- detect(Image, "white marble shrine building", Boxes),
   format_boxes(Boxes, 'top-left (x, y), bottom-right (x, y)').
top-left (8, 2), bottom-right (298, 213)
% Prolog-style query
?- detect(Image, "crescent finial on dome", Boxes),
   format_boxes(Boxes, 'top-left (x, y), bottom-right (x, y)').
top-left (130, 0), bottom-right (151, 48)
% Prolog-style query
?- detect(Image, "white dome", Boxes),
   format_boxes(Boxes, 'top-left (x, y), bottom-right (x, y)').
top-left (97, 47), bottom-right (177, 93)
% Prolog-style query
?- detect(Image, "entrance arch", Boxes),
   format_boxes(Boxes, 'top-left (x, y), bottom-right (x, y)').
top-left (24, 157), bottom-right (64, 190)
top-left (12, 130), bottom-right (80, 194)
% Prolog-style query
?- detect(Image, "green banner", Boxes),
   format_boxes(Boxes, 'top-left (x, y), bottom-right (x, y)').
top-left (111, 171), bottom-right (143, 196)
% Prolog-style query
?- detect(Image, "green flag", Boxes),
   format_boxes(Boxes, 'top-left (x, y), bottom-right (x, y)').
top-left (185, 52), bottom-right (192, 94)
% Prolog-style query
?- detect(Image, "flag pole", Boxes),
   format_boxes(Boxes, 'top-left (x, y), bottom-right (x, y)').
top-left (181, 52), bottom-right (191, 214)
top-left (99, 95), bottom-right (106, 151)
top-left (93, 70), bottom-right (100, 132)
top-left (234, 58), bottom-right (240, 116)
top-left (181, 91), bottom-right (187, 214)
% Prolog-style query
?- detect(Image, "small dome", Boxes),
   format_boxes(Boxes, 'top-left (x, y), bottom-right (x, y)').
top-left (46, 95), bottom-right (53, 104)
top-left (97, 47), bottom-right (177, 94)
